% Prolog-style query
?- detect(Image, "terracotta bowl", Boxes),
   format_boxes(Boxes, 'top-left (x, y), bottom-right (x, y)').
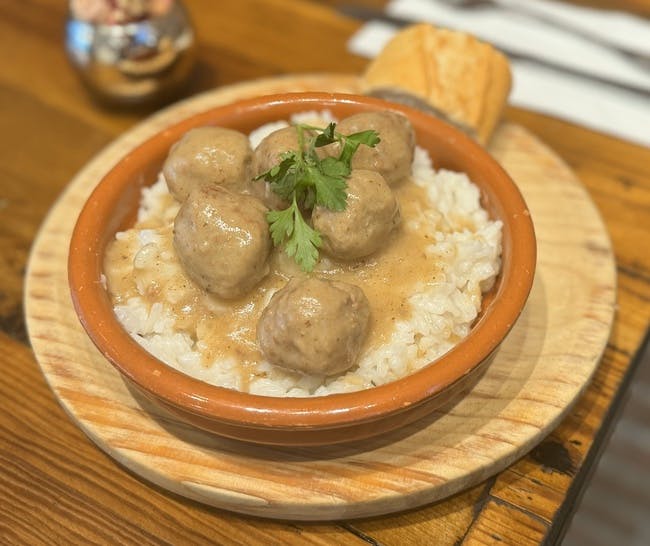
top-left (68, 92), bottom-right (536, 446)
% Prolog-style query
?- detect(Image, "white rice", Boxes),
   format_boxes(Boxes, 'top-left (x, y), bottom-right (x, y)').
top-left (107, 115), bottom-right (503, 397)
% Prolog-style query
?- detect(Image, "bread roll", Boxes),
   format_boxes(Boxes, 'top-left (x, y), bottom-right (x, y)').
top-left (361, 24), bottom-right (512, 144)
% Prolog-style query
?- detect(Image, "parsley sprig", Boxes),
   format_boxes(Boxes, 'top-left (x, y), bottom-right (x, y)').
top-left (256, 122), bottom-right (380, 271)
top-left (267, 195), bottom-right (322, 272)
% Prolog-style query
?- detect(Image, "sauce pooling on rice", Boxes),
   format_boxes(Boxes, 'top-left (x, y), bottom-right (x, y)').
top-left (103, 113), bottom-right (502, 397)
top-left (105, 180), bottom-right (438, 366)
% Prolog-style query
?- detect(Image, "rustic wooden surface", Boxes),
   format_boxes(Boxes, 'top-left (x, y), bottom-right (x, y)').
top-left (1, 0), bottom-right (649, 544)
top-left (24, 74), bottom-right (616, 520)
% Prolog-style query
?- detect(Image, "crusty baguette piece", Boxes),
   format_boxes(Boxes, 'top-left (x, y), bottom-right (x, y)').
top-left (361, 24), bottom-right (512, 144)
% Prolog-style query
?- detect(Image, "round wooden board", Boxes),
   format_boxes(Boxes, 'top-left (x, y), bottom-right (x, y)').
top-left (25, 75), bottom-right (616, 520)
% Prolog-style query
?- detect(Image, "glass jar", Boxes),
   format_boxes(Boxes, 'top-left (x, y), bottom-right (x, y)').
top-left (65, 0), bottom-right (196, 106)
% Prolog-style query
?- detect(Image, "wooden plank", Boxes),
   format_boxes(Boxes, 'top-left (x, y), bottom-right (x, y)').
top-left (348, 483), bottom-right (491, 545)
top-left (0, 85), bottom-right (113, 342)
top-left (0, 332), bottom-right (364, 546)
top-left (463, 499), bottom-right (548, 545)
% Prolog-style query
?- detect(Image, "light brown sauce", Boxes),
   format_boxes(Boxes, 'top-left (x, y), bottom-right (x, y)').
top-left (104, 177), bottom-right (439, 378)
top-left (315, 179), bottom-right (440, 351)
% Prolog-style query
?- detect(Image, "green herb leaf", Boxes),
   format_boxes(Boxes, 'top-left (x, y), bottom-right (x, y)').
top-left (267, 198), bottom-right (321, 272)
top-left (319, 156), bottom-right (350, 178)
top-left (260, 121), bottom-right (380, 270)
top-left (256, 151), bottom-right (302, 201)
top-left (338, 130), bottom-right (379, 168)
top-left (347, 129), bottom-right (382, 147)
top-left (267, 206), bottom-right (295, 247)
top-left (313, 122), bottom-right (337, 147)
top-left (306, 163), bottom-right (348, 211)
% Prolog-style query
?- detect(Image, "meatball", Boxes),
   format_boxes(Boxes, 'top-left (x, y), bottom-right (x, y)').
top-left (163, 127), bottom-right (253, 202)
top-left (312, 169), bottom-right (400, 260)
top-left (173, 186), bottom-right (271, 299)
top-left (250, 126), bottom-right (312, 210)
top-left (253, 126), bottom-right (304, 177)
top-left (257, 277), bottom-right (370, 375)
top-left (333, 111), bottom-right (415, 185)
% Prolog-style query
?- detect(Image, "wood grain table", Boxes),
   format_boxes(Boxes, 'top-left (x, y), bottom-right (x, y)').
top-left (1, 1), bottom-right (649, 544)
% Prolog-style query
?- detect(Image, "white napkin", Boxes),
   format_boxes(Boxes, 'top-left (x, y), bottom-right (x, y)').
top-left (493, 0), bottom-right (650, 55)
top-left (347, 0), bottom-right (650, 148)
